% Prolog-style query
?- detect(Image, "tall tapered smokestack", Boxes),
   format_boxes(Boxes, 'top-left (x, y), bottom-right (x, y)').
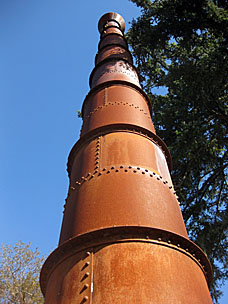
top-left (40, 13), bottom-right (213, 303)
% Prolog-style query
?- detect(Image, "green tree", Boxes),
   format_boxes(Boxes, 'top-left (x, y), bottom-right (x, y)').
top-left (0, 241), bottom-right (44, 303)
top-left (127, 0), bottom-right (228, 302)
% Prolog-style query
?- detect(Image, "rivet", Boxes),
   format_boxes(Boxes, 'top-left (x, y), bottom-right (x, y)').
top-left (85, 272), bottom-right (89, 278)
top-left (133, 170), bottom-right (137, 173)
top-left (163, 181), bottom-right (166, 184)
top-left (86, 251), bottom-right (90, 256)
top-left (153, 172), bottom-right (156, 175)
top-left (95, 157), bottom-right (99, 160)
top-left (142, 172), bottom-right (145, 174)
top-left (150, 174), bottom-right (153, 177)
top-left (102, 168), bottom-right (106, 171)
top-left (85, 261), bottom-right (90, 266)
top-left (137, 167), bottom-right (140, 170)
top-left (160, 176), bottom-right (162, 179)
top-left (157, 177), bottom-right (160, 180)
top-left (95, 161), bottom-right (99, 165)
top-left (186, 248), bottom-right (189, 252)
top-left (107, 170), bottom-right (110, 174)
top-left (115, 169), bottom-right (119, 172)
top-left (169, 186), bottom-right (172, 189)
top-left (173, 191), bottom-right (176, 194)
top-left (90, 175), bottom-right (94, 179)
top-left (98, 172), bottom-right (102, 176)
top-left (111, 166), bottom-right (115, 169)
top-left (168, 240), bottom-right (171, 244)
top-left (177, 244), bottom-right (180, 247)
top-left (198, 259), bottom-right (201, 262)
top-left (124, 169), bottom-right (128, 172)
top-left (193, 254), bottom-right (195, 257)
top-left (120, 165), bottom-right (123, 168)
top-left (145, 169), bottom-right (148, 172)
top-left (158, 238), bottom-right (162, 241)
top-left (84, 284), bottom-right (89, 289)
top-left (95, 152), bottom-right (99, 156)
top-left (83, 296), bottom-right (89, 301)
top-left (128, 166), bottom-right (132, 169)
top-left (94, 170), bottom-right (98, 174)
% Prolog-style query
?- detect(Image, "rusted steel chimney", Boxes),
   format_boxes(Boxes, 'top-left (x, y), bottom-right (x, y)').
top-left (40, 12), bottom-right (213, 303)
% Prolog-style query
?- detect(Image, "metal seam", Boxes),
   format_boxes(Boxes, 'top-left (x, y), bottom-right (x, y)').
top-left (66, 165), bottom-right (176, 200)
top-left (81, 80), bottom-right (153, 119)
top-left (83, 101), bottom-right (151, 121)
top-left (40, 227), bottom-right (212, 295)
top-left (68, 125), bottom-right (172, 176)
top-left (94, 137), bottom-right (101, 172)
top-left (89, 57), bottom-right (141, 88)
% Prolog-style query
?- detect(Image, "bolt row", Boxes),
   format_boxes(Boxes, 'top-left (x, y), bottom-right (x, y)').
top-left (155, 237), bottom-right (206, 273)
top-left (94, 137), bottom-right (101, 171)
top-left (69, 165), bottom-right (177, 197)
top-left (83, 101), bottom-right (150, 121)
top-left (80, 251), bottom-right (91, 303)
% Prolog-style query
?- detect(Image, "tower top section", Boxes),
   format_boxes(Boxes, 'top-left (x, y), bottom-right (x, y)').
top-left (98, 12), bottom-right (126, 33)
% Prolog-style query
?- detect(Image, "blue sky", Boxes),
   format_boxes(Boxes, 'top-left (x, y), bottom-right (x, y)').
top-left (0, 0), bottom-right (227, 302)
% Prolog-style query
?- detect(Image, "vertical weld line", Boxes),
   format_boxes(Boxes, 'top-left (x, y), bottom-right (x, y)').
top-left (90, 252), bottom-right (94, 303)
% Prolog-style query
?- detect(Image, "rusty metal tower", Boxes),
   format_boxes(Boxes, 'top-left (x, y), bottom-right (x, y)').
top-left (40, 12), bottom-right (213, 303)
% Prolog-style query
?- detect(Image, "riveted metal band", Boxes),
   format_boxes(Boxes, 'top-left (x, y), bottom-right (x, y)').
top-left (67, 124), bottom-right (172, 176)
top-left (95, 45), bottom-right (133, 65)
top-left (98, 33), bottom-right (128, 51)
top-left (89, 57), bottom-right (141, 88)
top-left (67, 165), bottom-right (175, 200)
top-left (82, 101), bottom-right (151, 122)
top-left (81, 80), bottom-right (153, 121)
top-left (97, 42), bottom-right (129, 55)
top-left (40, 226), bottom-right (213, 296)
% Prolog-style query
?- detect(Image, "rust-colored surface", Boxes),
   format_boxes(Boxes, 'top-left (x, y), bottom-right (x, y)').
top-left (40, 12), bottom-right (213, 303)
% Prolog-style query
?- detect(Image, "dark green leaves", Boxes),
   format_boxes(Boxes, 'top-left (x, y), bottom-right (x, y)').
top-left (128, 1), bottom-right (228, 302)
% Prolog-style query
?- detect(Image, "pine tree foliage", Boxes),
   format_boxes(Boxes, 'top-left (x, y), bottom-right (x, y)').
top-left (0, 241), bottom-right (44, 304)
top-left (127, 1), bottom-right (228, 302)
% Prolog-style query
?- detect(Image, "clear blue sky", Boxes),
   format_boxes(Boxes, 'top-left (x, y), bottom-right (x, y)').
top-left (0, 0), bottom-right (227, 302)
